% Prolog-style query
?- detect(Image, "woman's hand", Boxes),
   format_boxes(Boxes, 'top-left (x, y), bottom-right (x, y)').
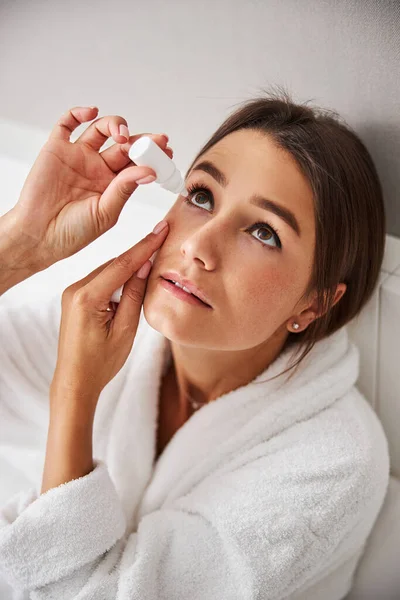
top-left (50, 218), bottom-right (169, 406)
top-left (7, 106), bottom-right (172, 271)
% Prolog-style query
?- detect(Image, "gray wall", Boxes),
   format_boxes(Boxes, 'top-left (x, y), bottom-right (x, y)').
top-left (1, 0), bottom-right (399, 236)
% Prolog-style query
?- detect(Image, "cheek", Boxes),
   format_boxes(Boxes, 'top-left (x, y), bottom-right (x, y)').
top-left (151, 248), bottom-right (162, 265)
top-left (149, 215), bottom-right (177, 266)
top-left (231, 262), bottom-right (296, 318)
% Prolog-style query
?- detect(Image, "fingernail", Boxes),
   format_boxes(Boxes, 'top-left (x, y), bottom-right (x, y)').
top-left (89, 106), bottom-right (98, 110)
top-left (152, 219), bottom-right (168, 234)
top-left (136, 260), bottom-right (152, 279)
top-left (160, 133), bottom-right (169, 141)
top-left (137, 174), bottom-right (156, 185)
top-left (119, 124), bottom-right (130, 139)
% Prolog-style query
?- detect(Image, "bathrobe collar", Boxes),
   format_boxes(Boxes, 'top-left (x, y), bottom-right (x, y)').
top-left (92, 316), bottom-right (359, 532)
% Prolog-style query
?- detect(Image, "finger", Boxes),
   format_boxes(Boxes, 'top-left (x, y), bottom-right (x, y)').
top-left (73, 114), bottom-right (131, 151)
top-left (98, 165), bottom-right (158, 225)
top-left (85, 222), bottom-right (169, 304)
top-left (49, 106), bottom-right (100, 142)
top-left (100, 133), bottom-right (171, 173)
top-left (110, 244), bottom-right (159, 302)
top-left (113, 260), bottom-right (152, 333)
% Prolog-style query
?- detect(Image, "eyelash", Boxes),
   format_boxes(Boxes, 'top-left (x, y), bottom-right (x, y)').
top-left (183, 182), bottom-right (282, 250)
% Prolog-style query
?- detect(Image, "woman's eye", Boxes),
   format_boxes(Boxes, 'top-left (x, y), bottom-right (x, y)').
top-left (184, 186), bottom-right (282, 250)
top-left (249, 224), bottom-right (281, 249)
top-left (186, 190), bottom-right (212, 210)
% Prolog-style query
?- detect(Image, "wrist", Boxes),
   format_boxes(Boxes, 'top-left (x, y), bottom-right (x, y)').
top-left (0, 208), bottom-right (43, 295)
top-left (50, 380), bottom-right (100, 414)
top-left (42, 402), bottom-right (95, 494)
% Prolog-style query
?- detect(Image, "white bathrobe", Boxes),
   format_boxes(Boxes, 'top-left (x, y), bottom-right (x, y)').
top-left (0, 294), bottom-right (390, 600)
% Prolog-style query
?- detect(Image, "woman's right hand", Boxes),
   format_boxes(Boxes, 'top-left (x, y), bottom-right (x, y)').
top-left (6, 106), bottom-right (172, 271)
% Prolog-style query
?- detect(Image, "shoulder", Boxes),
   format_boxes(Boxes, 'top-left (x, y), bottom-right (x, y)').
top-left (315, 386), bottom-right (390, 495)
top-left (175, 388), bottom-right (390, 597)
top-left (265, 387), bottom-right (390, 513)
top-left (193, 386), bottom-right (389, 550)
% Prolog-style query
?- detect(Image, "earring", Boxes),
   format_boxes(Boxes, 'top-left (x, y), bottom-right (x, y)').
top-left (292, 322), bottom-right (300, 330)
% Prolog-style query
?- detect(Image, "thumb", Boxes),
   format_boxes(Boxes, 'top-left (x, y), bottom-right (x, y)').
top-left (99, 165), bottom-right (157, 225)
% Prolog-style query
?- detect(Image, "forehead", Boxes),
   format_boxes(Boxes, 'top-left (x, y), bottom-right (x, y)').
top-left (192, 129), bottom-right (316, 239)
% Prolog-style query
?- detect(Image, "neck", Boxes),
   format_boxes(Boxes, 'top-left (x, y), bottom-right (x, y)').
top-left (166, 326), bottom-right (290, 414)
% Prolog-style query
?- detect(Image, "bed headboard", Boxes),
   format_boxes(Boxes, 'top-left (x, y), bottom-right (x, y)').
top-left (345, 234), bottom-right (400, 599)
top-left (347, 234), bottom-right (400, 481)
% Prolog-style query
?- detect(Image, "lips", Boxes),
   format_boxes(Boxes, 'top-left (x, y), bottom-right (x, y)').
top-left (160, 271), bottom-right (212, 307)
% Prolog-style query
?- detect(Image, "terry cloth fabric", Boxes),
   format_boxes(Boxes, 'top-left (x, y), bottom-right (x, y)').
top-left (0, 294), bottom-right (390, 599)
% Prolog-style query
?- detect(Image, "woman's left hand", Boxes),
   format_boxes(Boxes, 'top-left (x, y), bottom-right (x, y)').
top-left (50, 219), bottom-right (169, 407)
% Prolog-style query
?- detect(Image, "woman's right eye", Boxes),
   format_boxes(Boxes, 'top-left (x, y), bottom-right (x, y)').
top-left (184, 185), bottom-right (213, 211)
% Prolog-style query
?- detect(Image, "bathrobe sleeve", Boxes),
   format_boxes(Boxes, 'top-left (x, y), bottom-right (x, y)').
top-left (0, 294), bottom-right (62, 598)
top-left (0, 293), bottom-right (62, 421)
top-left (0, 293), bottom-right (62, 497)
top-left (0, 413), bottom-right (389, 600)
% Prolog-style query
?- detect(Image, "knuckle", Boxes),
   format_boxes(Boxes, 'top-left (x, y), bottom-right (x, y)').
top-left (118, 180), bottom-right (133, 197)
top-left (125, 287), bottom-right (143, 304)
top-left (67, 108), bottom-right (81, 124)
top-left (62, 285), bottom-right (76, 299)
top-left (94, 115), bottom-right (127, 130)
top-left (72, 288), bottom-right (92, 307)
top-left (61, 286), bottom-right (83, 309)
top-left (115, 115), bottom-right (128, 125)
top-left (114, 252), bottom-right (133, 269)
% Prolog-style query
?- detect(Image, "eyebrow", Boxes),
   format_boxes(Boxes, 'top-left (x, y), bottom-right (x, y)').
top-left (190, 160), bottom-right (301, 238)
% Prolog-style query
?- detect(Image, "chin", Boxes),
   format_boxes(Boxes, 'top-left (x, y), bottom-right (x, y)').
top-left (142, 298), bottom-right (214, 348)
top-left (142, 299), bottom-right (187, 338)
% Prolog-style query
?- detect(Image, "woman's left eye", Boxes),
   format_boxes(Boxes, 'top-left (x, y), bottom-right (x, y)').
top-left (183, 185), bottom-right (282, 250)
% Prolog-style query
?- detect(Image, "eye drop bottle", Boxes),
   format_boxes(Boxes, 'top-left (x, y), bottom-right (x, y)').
top-left (129, 136), bottom-right (189, 197)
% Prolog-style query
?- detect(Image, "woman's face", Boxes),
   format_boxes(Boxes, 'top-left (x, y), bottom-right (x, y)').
top-left (143, 129), bottom-right (316, 350)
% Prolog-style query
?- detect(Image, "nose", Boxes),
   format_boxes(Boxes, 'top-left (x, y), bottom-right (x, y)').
top-left (180, 221), bottom-right (223, 270)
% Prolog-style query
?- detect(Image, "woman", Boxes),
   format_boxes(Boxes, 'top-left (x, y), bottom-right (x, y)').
top-left (0, 89), bottom-right (390, 599)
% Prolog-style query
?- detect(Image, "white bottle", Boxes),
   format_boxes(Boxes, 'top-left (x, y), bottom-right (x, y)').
top-left (111, 137), bottom-right (188, 304)
top-left (129, 136), bottom-right (189, 197)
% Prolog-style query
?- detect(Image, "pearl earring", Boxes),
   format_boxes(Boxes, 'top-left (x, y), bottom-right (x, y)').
top-left (292, 322), bottom-right (300, 330)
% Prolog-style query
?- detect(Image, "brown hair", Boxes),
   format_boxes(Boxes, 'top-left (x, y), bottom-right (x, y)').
top-left (184, 85), bottom-right (386, 383)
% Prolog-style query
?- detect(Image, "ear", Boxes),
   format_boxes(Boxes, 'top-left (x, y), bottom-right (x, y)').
top-left (294, 283), bottom-right (347, 328)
